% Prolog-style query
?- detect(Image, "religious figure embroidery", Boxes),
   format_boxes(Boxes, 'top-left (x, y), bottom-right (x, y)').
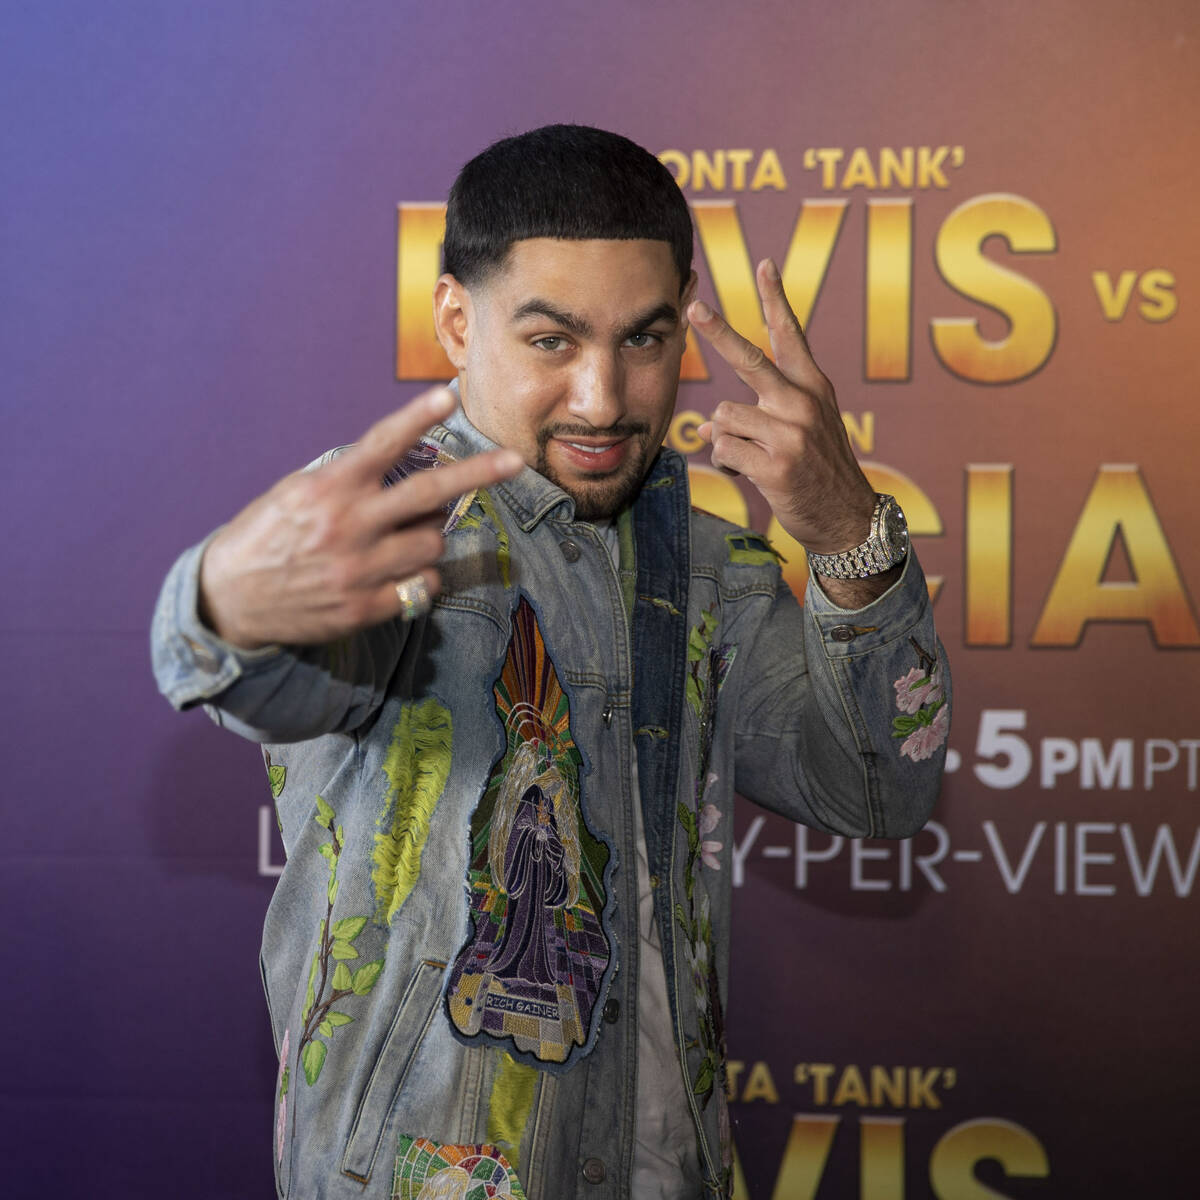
top-left (446, 598), bottom-right (612, 1065)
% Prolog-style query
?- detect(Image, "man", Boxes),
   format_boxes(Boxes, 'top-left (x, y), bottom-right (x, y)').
top-left (152, 125), bottom-right (948, 1200)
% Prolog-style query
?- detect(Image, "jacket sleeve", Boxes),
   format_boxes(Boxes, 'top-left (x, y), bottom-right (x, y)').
top-left (731, 550), bottom-right (949, 839)
top-left (149, 534), bottom-right (407, 743)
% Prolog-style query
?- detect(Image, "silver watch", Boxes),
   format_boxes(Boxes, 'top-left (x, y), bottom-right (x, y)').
top-left (806, 494), bottom-right (909, 579)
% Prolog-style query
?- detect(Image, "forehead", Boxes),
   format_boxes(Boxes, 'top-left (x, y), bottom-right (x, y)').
top-left (473, 238), bottom-right (682, 319)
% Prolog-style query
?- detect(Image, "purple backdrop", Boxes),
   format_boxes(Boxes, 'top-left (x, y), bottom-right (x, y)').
top-left (4, 3), bottom-right (1198, 1198)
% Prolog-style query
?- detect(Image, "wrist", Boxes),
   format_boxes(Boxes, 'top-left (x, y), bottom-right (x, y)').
top-left (806, 494), bottom-right (909, 580)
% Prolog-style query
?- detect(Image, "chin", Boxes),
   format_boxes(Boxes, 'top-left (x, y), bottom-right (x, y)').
top-left (557, 471), bottom-right (644, 522)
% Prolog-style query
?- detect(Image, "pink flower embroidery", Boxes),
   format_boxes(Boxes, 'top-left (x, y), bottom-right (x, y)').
top-left (900, 705), bottom-right (950, 762)
top-left (698, 803), bottom-right (722, 869)
top-left (276, 1029), bottom-right (290, 1164)
top-left (894, 667), bottom-right (943, 714)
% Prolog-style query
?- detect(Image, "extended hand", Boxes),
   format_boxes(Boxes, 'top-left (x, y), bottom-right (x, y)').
top-left (689, 259), bottom-right (876, 556)
top-left (198, 388), bottom-right (523, 649)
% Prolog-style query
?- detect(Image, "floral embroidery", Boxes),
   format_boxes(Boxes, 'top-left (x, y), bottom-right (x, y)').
top-left (892, 639), bottom-right (950, 763)
top-left (275, 1029), bottom-right (290, 1164)
top-left (446, 598), bottom-right (612, 1066)
top-left (676, 605), bottom-right (737, 1120)
top-left (296, 797), bottom-right (384, 1085)
top-left (373, 699), bottom-right (453, 926)
top-left (392, 1136), bottom-right (527, 1200)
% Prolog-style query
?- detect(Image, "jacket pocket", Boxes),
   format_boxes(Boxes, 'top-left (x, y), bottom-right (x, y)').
top-left (340, 959), bottom-right (445, 1184)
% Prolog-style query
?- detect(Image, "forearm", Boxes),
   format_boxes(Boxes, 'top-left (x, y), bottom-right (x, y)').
top-left (734, 551), bottom-right (949, 838)
top-left (151, 536), bottom-right (406, 741)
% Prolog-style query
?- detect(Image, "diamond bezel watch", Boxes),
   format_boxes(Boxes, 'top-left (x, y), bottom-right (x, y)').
top-left (806, 493), bottom-right (909, 579)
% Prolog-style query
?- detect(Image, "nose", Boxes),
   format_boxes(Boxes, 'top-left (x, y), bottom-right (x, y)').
top-left (565, 351), bottom-right (626, 429)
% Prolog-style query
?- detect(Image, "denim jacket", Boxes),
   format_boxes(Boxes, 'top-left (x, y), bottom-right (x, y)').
top-left (151, 407), bottom-right (948, 1200)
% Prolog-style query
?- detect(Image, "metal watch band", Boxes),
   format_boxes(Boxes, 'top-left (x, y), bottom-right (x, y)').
top-left (806, 494), bottom-right (909, 580)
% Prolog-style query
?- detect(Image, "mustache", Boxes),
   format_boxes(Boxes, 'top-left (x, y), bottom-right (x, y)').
top-left (538, 421), bottom-right (650, 446)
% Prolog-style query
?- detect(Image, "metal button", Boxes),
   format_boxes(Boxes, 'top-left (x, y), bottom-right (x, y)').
top-left (602, 998), bottom-right (620, 1023)
top-left (582, 1157), bottom-right (606, 1184)
top-left (829, 624), bottom-right (856, 643)
top-left (559, 539), bottom-right (581, 563)
top-left (602, 703), bottom-right (613, 727)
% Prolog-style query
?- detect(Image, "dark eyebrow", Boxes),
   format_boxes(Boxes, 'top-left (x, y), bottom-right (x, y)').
top-left (511, 299), bottom-right (592, 337)
top-left (509, 299), bottom-right (680, 342)
top-left (616, 302), bottom-right (680, 342)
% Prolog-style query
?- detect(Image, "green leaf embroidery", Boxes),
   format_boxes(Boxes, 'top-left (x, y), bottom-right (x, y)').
top-left (372, 698), bottom-right (454, 926)
top-left (301, 1039), bottom-right (327, 1086)
top-left (329, 940), bottom-right (359, 961)
top-left (693, 1054), bottom-right (716, 1097)
top-left (314, 795), bottom-right (335, 829)
top-left (351, 960), bottom-right (384, 995)
top-left (302, 946), bottom-right (320, 1022)
top-left (330, 916), bottom-right (367, 942)
top-left (331, 962), bottom-right (353, 991)
top-left (325, 1012), bottom-right (354, 1028)
top-left (279, 1066), bottom-right (289, 1097)
top-left (318, 1019), bottom-right (333, 1037)
top-left (317, 842), bottom-right (334, 861)
top-left (267, 763), bottom-right (287, 800)
top-left (327, 875), bottom-right (339, 905)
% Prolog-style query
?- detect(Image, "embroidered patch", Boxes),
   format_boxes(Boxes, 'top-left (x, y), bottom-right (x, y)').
top-left (275, 1029), bottom-right (290, 1164)
top-left (373, 699), bottom-right (453, 926)
top-left (725, 531), bottom-right (784, 566)
top-left (676, 605), bottom-right (737, 1112)
top-left (892, 638), bottom-right (950, 762)
top-left (446, 598), bottom-right (612, 1066)
top-left (264, 750), bottom-right (287, 799)
top-left (383, 437), bottom-right (475, 534)
top-left (486, 1052), bottom-right (538, 1173)
top-left (295, 797), bottom-right (384, 1086)
top-left (458, 489), bottom-right (513, 588)
top-left (392, 1136), bottom-right (527, 1200)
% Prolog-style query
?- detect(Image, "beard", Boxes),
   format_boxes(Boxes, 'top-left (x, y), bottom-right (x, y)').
top-left (535, 421), bottom-right (657, 521)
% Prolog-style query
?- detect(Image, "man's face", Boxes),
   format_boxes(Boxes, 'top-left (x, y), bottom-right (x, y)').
top-left (438, 238), bottom-right (695, 521)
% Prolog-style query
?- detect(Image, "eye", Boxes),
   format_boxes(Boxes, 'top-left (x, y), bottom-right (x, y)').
top-left (624, 331), bottom-right (662, 349)
top-left (532, 335), bottom-right (570, 352)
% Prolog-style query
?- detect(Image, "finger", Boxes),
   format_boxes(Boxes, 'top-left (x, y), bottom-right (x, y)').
top-left (362, 445), bottom-right (523, 532)
top-left (757, 259), bottom-right (834, 400)
top-left (357, 525), bottom-right (446, 588)
top-left (357, 567), bottom-right (443, 628)
top-left (337, 387), bottom-right (460, 485)
top-left (687, 299), bottom-right (785, 396)
top-left (709, 397), bottom-right (807, 450)
top-left (709, 428), bottom-right (772, 479)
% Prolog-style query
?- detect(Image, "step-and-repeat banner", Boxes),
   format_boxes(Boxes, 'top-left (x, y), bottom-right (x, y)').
top-left (6, 2), bottom-right (1196, 1197)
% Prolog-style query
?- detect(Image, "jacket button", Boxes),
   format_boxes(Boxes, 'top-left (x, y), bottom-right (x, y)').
top-left (559, 539), bottom-right (581, 562)
top-left (582, 1157), bottom-right (606, 1184)
top-left (603, 998), bottom-right (620, 1023)
top-left (829, 624), bottom-right (856, 642)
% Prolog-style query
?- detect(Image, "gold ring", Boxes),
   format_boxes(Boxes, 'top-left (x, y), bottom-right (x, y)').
top-left (394, 574), bottom-right (432, 621)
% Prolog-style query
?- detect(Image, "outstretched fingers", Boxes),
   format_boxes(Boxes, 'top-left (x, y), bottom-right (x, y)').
top-left (756, 259), bottom-right (833, 399)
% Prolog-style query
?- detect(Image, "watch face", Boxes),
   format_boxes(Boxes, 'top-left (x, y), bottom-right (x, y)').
top-left (882, 500), bottom-right (909, 556)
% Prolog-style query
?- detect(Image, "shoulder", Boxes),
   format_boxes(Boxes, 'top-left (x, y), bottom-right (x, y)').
top-left (688, 506), bottom-right (785, 594)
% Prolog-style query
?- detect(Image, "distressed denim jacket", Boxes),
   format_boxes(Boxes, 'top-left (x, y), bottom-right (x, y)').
top-left (151, 408), bottom-right (948, 1200)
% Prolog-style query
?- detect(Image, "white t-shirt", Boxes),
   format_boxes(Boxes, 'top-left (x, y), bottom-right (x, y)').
top-left (595, 520), bottom-right (700, 1198)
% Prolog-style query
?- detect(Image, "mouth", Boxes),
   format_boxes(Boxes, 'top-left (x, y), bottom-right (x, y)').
top-left (550, 434), bottom-right (634, 474)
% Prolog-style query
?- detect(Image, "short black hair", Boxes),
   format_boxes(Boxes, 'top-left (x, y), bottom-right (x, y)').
top-left (443, 124), bottom-right (693, 289)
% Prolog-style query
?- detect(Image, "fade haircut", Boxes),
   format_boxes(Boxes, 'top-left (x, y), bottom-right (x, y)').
top-left (443, 124), bottom-right (693, 290)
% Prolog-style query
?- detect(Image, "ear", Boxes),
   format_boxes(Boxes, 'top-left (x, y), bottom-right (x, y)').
top-left (433, 274), bottom-right (472, 369)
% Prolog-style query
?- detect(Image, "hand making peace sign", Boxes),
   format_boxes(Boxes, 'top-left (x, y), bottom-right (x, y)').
top-left (198, 388), bottom-right (524, 650)
top-left (689, 258), bottom-right (897, 607)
